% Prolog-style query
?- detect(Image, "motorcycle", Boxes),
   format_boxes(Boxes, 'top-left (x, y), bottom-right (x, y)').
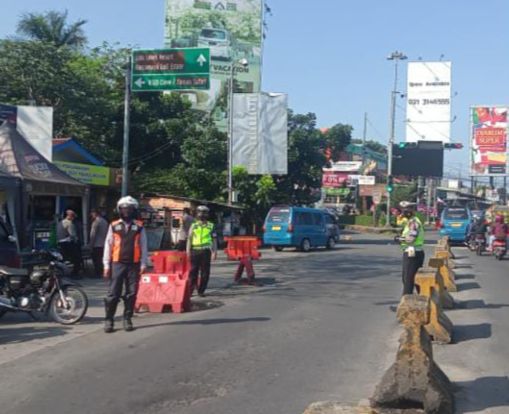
top-left (474, 234), bottom-right (487, 256)
top-left (492, 239), bottom-right (507, 261)
top-left (466, 233), bottom-right (477, 252)
top-left (0, 250), bottom-right (88, 324)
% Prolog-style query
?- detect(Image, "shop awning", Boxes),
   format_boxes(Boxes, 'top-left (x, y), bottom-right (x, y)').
top-left (0, 123), bottom-right (86, 196)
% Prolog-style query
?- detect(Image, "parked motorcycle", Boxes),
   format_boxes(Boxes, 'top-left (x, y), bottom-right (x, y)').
top-left (0, 250), bottom-right (88, 324)
top-left (492, 239), bottom-right (507, 261)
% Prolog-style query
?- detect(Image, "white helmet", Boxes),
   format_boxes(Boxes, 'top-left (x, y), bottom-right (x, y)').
top-left (117, 196), bottom-right (139, 212)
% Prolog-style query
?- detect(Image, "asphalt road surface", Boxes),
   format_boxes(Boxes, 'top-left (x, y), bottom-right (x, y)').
top-left (0, 232), bottom-right (507, 414)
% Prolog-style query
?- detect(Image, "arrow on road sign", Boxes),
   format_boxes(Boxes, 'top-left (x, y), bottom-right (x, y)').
top-left (197, 54), bottom-right (207, 67)
top-left (134, 78), bottom-right (145, 88)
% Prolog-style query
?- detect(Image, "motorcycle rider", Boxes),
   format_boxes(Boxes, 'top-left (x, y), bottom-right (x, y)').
top-left (102, 196), bottom-right (148, 333)
top-left (397, 201), bottom-right (425, 295)
top-left (488, 214), bottom-right (508, 252)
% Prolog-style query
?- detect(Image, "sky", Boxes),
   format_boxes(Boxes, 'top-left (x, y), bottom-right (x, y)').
top-left (1, 0), bottom-right (509, 182)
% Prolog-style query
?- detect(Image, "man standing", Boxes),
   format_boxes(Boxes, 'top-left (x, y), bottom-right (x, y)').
top-left (57, 209), bottom-right (81, 276)
top-left (89, 209), bottom-right (109, 278)
top-left (187, 205), bottom-right (217, 297)
top-left (397, 201), bottom-right (425, 295)
top-left (177, 208), bottom-right (194, 251)
top-left (103, 196), bottom-right (148, 333)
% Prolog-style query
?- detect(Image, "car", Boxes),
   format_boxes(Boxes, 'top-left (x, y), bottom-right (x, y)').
top-left (439, 207), bottom-right (472, 243)
top-left (0, 217), bottom-right (20, 267)
top-left (197, 27), bottom-right (232, 61)
top-left (263, 206), bottom-right (336, 252)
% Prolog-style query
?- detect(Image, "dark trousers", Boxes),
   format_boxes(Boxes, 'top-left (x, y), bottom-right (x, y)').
top-left (105, 262), bottom-right (140, 320)
top-left (59, 241), bottom-right (81, 275)
top-left (402, 250), bottom-right (425, 295)
top-left (189, 249), bottom-right (212, 294)
top-left (92, 247), bottom-right (104, 278)
top-left (176, 240), bottom-right (187, 252)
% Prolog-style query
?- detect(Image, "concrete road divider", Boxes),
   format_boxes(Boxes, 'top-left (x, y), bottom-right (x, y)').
top-left (416, 267), bottom-right (454, 310)
top-left (434, 247), bottom-right (456, 269)
top-left (415, 269), bottom-right (453, 344)
top-left (371, 295), bottom-right (454, 414)
top-left (437, 237), bottom-right (456, 259)
top-left (428, 256), bottom-right (457, 293)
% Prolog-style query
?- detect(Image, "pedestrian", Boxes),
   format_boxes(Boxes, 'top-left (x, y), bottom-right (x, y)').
top-left (397, 201), bottom-right (425, 295)
top-left (177, 208), bottom-right (194, 251)
top-left (187, 205), bottom-right (217, 297)
top-left (102, 196), bottom-right (148, 333)
top-left (57, 209), bottom-right (81, 276)
top-left (89, 209), bottom-right (109, 278)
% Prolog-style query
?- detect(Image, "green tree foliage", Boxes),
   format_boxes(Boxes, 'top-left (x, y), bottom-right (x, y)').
top-left (233, 166), bottom-right (276, 225)
top-left (16, 10), bottom-right (87, 49)
top-left (322, 123), bottom-right (353, 161)
top-left (271, 111), bottom-right (326, 206)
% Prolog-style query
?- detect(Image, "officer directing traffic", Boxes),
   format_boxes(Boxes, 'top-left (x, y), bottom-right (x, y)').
top-left (187, 205), bottom-right (217, 297)
top-left (103, 196), bottom-right (148, 333)
top-left (396, 201), bottom-right (425, 295)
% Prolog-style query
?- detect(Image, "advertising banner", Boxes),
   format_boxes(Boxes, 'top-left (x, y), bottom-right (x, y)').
top-left (232, 92), bottom-right (288, 174)
top-left (406, 61), bottom-right (451, 143)
top-left (165, 0), bottom-right (262, 130)
top-left (470, 106), bottom-right (508, 176)
top-left (322, 171), bottom-right (348, 188)
top-left (323, 161), bottom-right (362, 173)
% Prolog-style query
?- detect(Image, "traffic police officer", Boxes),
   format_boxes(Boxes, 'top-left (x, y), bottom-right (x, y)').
top-left (103, 196), bottom-right (148, 333)
top-left (187, 205), bottom-right (217, 297)
top-left (397, 201), bottom-right (425, 295)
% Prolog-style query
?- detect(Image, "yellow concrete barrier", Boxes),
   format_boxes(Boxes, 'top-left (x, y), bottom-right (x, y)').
top-left (428, 256), bottom-right (457, 292)
top-left (435, 248), bottom-right (456, 269)
top-left (415, 269), bottom-right (453, 344)
top-left (371, 295), bottom-right (454, 413)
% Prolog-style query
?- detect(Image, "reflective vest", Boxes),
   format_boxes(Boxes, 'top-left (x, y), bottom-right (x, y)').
top-left (401, 217), bottom-right (424, 250)
top-left (191, 222), bottom-right (214, 249)
top-left (111, 219), bottom-right (143, 263)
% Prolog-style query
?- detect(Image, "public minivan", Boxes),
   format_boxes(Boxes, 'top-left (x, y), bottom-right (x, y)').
top-left (439, 207), bottom-right (471, 243)
top-left (263, 207), bottom-right (336, 252)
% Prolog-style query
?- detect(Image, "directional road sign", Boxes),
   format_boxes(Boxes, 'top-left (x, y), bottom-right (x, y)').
top-left (131, 48), bottom-right (210, 92)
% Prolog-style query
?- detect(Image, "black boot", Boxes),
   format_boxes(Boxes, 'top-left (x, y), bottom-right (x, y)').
top-left (104, 299), bottom-right (117, 333)
top-left (123, 296), bottom-right (135, 332)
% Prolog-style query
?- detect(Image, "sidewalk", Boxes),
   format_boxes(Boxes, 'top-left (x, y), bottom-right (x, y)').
top-left (0, 252), bottom-right (262, 365)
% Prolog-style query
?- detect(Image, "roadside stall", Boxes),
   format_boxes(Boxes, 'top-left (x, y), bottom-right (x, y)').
top-left (139, 194), bottom-right (244, 250)
top-left (0, 123), bottom-right (88, 250)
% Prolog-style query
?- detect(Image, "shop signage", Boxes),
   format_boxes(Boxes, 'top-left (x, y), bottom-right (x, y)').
top-left (54, 161), bottom-right (110, 186)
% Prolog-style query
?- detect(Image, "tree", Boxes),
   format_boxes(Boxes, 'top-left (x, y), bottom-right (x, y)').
top-left (271, 111), bottom-right (326, 206)
top-left (322, 123), bottom-right (353, 161)
top-left (16, 10), bottom-right (87, 49)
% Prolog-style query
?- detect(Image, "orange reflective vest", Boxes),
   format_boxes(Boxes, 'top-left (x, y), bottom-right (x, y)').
top-left (111, 219), bottom-right (143, 264)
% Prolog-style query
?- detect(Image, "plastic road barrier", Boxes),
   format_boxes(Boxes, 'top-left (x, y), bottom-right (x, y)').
top-left (224, 236), bottom-right (261, 284)
top-left (135, 251), bottom-right (191, 313)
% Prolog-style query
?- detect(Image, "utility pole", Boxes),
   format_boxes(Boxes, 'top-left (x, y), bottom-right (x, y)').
top-left (362, 112), bottom-right (368, 165)
top-left (121, 56), bottom-right (132, 197)
top-left (385, 51), bottom-right (407, 227)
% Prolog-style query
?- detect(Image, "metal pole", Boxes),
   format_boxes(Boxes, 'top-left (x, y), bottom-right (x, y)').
top-left (227, 63), bottom-right (235, 205)
top-left (121, 56), bottom-right (131, 197)
top-left (362, 112), bottom-right (367, 165)
top-left (385, 62), bottom-right (398, 227)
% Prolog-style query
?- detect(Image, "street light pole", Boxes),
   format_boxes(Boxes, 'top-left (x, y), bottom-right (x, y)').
top-left (227, 63), bottom-right (235, 205)
top-left (227, 58), bottom-right (248, 205)
top-left (385, 51), bottom-right (407, 227)
top-left (121, 55), bottom-right (132, 197)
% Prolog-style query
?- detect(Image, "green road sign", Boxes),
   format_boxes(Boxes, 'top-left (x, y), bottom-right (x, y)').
top-left (131, 48), bottom-right (210, 92)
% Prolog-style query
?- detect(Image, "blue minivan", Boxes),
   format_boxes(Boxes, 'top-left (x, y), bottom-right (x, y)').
top-left (263, 206), bottom-right (336, 252)
top-left (439, 207), bottom-right (472, 243)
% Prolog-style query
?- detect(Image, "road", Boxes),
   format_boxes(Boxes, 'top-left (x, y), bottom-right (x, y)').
top-left (0, 232), bottom-right (508, 414)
